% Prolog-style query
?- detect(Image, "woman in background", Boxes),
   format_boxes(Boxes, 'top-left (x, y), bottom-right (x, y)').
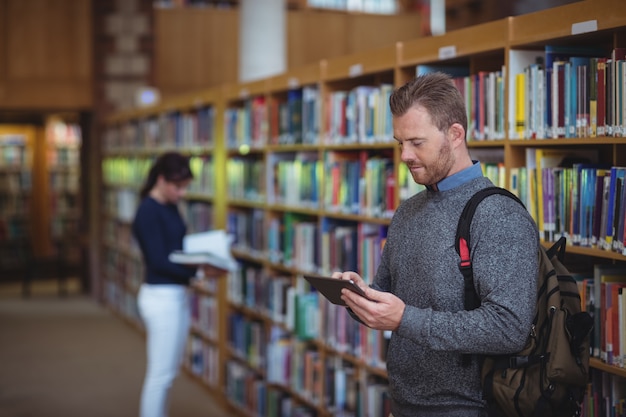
top-left (132, 151), bottom-right (221, 417)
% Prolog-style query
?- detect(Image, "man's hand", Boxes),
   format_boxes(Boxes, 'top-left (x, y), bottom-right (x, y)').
top-left (331, 271), bottom-right (405, 331)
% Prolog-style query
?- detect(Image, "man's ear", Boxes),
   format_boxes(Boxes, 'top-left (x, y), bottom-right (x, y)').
top-left (448, 123), bottom-right (466, 146)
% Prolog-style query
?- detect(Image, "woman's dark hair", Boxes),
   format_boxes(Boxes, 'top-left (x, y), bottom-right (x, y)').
top-left (140, 152), bottom-right (193, 198)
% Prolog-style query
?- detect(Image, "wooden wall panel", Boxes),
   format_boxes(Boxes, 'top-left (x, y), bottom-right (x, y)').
top-left (0, 0), bottom-right (5, 102)
top-left (0, 0), bottom-right (92, 109)
top-left (287, 11), bottom-right (349, 69)
top-left (348, 13), bottom-right (420, 52)
top-left (155, 8), bottom-right (422, 98)
top-left (154, 8), bottom-right (238, 98)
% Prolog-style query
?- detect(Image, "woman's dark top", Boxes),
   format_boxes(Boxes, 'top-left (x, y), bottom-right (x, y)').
top-left (132, 197), bottom-right (196, 285)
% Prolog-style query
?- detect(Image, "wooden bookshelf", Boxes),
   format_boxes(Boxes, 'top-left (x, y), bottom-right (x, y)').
top-left (99, 0), bottom-right (626, 414)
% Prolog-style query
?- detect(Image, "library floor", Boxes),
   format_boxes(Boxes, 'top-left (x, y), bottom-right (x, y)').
top-left (0, 278), bottom-right (231, 417)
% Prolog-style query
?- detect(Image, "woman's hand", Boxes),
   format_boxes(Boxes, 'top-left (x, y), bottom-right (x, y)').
top-left (200, 264), bottom-right (228, 278)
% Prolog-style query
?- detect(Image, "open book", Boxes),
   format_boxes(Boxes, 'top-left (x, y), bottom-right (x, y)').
top-left (168, 230), bottom-right (238, 272)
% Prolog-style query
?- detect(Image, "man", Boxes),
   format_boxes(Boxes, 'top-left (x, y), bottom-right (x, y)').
top-left (332, 72), bottom-right (539, 417)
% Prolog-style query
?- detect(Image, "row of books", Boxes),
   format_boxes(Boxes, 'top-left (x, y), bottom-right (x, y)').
top-left (0, 170), bottom-right (31, 192)
top-left (269, 86), bottom-right (319, 146)
top-left (321, 301), bottom-right (389, 368)
top-left (47, 146), bottom-right (80, 167)
top-left (226, 157), bottom-right (266, 201)
top-left (0, 217), bottom-right (29, 241)
top-left (102, 246), bottom-right (143, 292)
top-left (228, 210), bottom-right (387, 279)
top-left (456, 69), bottom-right (506, 141)
top-left (48, 193), bottom-right (79, 217)
top-left (48, 170), bottom-right (79, 192)
top-left (0, 187), bottom-right (31, 217)
top-left (102, 107), bottom-right (215, 151)
top-left (187, 155), bottom-right (214, 196)
top-left (226, 97), bottom-right (268, 150)
top-left (103, 155), bottom-right (215, 197)
top-left (584, 372), bottom-right (626, 417)
top-left (182, 200), bottom-right (214, 234)
top-left (102, 217), bottom-right (140, 256)
top-left (515, 152), bottom-right (626, 254)
top-left (227, 266), bottom-right (388, 367)
top-left (324, 151), bottom-right (395, 217)
top-left (511, 45), bottom-right (626, 140)
top-left (104, 280), bottom-right (142, 327)
top-left (226, 360), bottom-right (324, 417)
top-left (185, 334), bottom-right (220, 388)
top-left (265, 332), bottom-right (391, 416)
top-left (415, 65), bottom-right (507, 142)
top-left (228, 313), bottom-right (267, 370)
top-left (189, 292), bottom-right (219, 341)
top-left (581, 264), bottom-right (626, 369)
top-left (46, 120), bottom-right (82, 147)
top-left (225, 150), bottom-right (399, 217)
top-left (104, 188), bottom-right (140, 223)
top-left (229, 208), bottom-right (266, 258)
top-left (50, 216), bottom-right (80, 241)
top-left (0, 140), bottom-right (30, 167)
top-left (102, 157), bottom-right (152, 186)
top-left (323, 85), bottom-right (394, 145)
top-left (268, 153), bottom-right (321, 208)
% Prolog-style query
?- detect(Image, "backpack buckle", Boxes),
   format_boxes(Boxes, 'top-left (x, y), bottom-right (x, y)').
top-left (509, 356), bottom-right (529, 368)
top-left (459, 260), bottom-right (472, 270)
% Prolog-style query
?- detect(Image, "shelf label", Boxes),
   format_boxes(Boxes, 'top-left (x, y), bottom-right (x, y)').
top-left (438, 45), bottom-right (457, 60)
top-left (571, 20), bottom-right (598, 35)
top-left (349, 63), bottom-right (363, 77)
top-left (288, 77), bottom-right (300, 89)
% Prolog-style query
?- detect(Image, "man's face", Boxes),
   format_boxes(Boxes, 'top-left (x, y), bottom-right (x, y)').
top-left (393, 105), bottom-right (455, 187)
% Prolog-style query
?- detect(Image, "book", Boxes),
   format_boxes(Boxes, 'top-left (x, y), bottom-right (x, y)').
top-left (593, 264), bottom-right (626, 359)
top-left (169, 229), bottom-right (237, 271)
top-left (604, 167), bottom-right (626, 250)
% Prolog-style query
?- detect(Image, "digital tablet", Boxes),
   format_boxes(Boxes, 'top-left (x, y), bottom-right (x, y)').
top-left (303, 274), bottom-right (372, 306)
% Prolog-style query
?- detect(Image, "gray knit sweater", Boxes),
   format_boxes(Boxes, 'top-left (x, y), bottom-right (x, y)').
top-left (373, 176), bottom-right (539, 417)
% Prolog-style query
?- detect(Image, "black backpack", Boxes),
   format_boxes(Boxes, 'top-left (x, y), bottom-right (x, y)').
top-left (456, 187), bottom-right (593, 417)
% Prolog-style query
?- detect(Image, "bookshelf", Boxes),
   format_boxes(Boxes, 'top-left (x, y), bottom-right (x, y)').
top-left (45, 118), bottom-right (83, 279)
top-left (0, 126), bottom-right (35, 277)
top-left (100, 0), bottom-right (626, 415)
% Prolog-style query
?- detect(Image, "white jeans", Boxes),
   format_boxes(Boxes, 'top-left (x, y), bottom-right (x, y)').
top-left (138, 284), bottom-right (190, 417)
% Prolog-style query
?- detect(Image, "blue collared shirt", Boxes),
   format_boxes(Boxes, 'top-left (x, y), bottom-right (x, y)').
top-left (426, 160), bottom-right (484, 192)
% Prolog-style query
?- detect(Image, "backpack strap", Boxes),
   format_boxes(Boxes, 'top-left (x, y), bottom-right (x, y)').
top-left (545, 235), bottom-right (567, 262)
top-left (455, 186), bottom-right (524, 312)
top-left (456, 187), bottom-right (525, 368)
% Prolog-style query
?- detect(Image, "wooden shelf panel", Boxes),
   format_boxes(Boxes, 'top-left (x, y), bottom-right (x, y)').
top-left (266, 62), bottom-right (322, 92)
top-left (164, 87), bottom-right (220, 112)
top-left (591, 357), bottom-right (626, 379)
top-left (510, 0), bottom-right (626, 47)
top-left (221, 79), bottom-right (269, 103)
top-left (106, 87), bottom-right (220, 124)
top-left (321, 44), bottom-right (396, 81)
top-left (398, 18), bottom-right (510, 66)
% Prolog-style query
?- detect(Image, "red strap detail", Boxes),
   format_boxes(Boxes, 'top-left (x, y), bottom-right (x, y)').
top-left (459, 237), bottom-right (471, 266)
